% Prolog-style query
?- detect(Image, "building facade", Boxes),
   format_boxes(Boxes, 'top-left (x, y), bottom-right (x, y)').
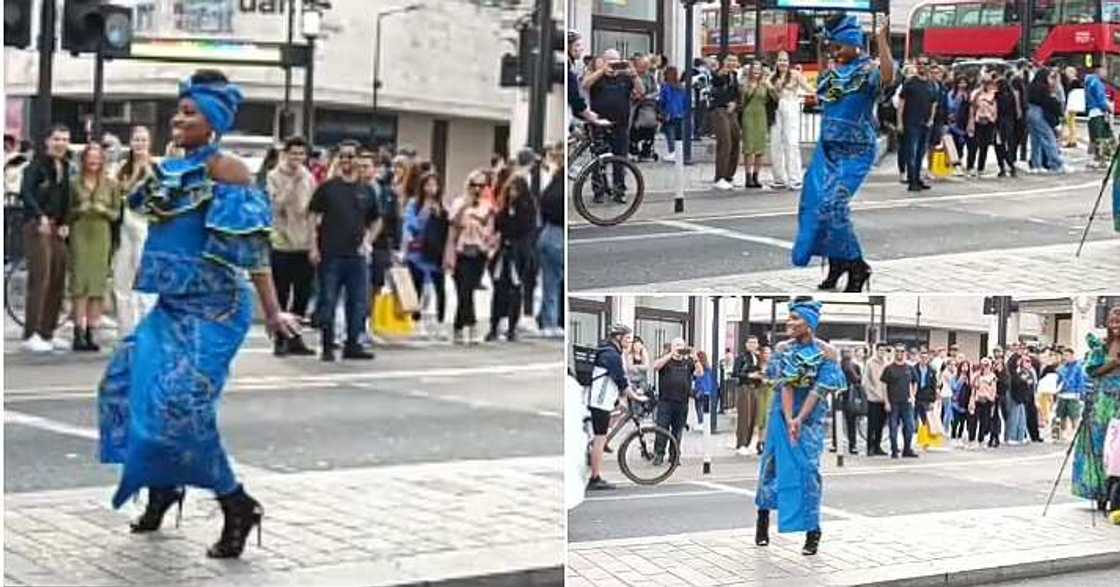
top-left (4, 0), bottom-right (565, 189)
top-left (570, 295), bottom-right (1116, 366)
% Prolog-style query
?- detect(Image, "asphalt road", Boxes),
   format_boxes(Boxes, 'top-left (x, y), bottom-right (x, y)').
top-left (568, 441), bottom-right (1081, 543)
top-left (981, 566), bottom-right (1120, 586)
top-left (568, 161), bottom-right (1118, 291)
top-left (3, 331), bottom-right (564, 493)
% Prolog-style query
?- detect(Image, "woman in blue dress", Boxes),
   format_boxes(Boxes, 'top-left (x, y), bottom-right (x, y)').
top-left (97, 70), bottom-right (300, 559)
top-left (794, 14), bottom-right (894, 292)
top-left (1072, 306), bottom-right (1120, 512)
top-left (754, 300), bottom-right (846, 556)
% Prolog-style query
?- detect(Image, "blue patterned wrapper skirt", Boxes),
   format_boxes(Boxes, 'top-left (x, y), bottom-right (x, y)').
top-left (755, 390), bottom-right (827, 533)
top-left (792, 138), bottom-right (876, 267)
top-left (98, 285), bottom-right (253, 508)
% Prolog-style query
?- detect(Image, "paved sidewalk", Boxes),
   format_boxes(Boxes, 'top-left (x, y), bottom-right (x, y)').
top-left (3, 456), bottom-right (563, 586)
top-left (597, 239), bottom-right (1120, 293)
top-left (567, 502), bottom-right (1120, 586)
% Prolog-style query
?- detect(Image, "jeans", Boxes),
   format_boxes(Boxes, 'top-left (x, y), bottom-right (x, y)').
top-left (662, 118), bottom-right (682, 153)
top-left (406, 261), bottom-right (446, 323)
top-left (902, 124), bottom-right (930, 186)
top-left (318, 255), bottom-right (370, 348)
top-left (536, 223), bottom-right (563, 329)
top-left (1006, 402), bottom-right (1028, 442)
top-left (694, 392), bottom-right (718, 425)
top-left (941, 397), bottom-right (954, 433)
top-left (655, 400), bottom-right (688, 459)
top-left (271, 249), bottom-right (314, 318)
top-left (887, 401), bottom-right (916, 454)
top-left (606, 120), bottom-right (630, 187)
top-left (1027, 105), bottom-right (1063, 170)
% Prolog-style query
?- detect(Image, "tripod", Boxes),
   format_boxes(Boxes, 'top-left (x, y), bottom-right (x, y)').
top-left (1075, 132), bottom-right (1120, 257)
top-left (1042, 395), bottom-right (1107, 523)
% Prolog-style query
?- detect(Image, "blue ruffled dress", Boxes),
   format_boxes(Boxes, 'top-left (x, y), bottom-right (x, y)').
top-left (792, 57), bottom-right (881, 267)
top-left (97, 145), bottom-right (272, 508)
top-left (755, 340), bottom-right (847, 533)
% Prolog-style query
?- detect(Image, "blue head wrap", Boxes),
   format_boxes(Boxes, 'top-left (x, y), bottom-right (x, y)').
top-left (789, 300), bottom-right (822, 332)
top-left (178, 75), bottom-right (244, 136)
top-left (826, 14), bottom-right (864, 49)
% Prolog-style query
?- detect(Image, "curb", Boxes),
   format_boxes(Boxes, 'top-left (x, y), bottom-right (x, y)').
top-left (402, 566), bottom-right (564, 587)
top-left (861, 551), bottom-right (1120, 587)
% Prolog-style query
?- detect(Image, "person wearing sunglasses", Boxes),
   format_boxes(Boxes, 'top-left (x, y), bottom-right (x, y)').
top-left (445, 170), bottom-right (496, 344)
top-left (308, 139), bottom-right (380, 361)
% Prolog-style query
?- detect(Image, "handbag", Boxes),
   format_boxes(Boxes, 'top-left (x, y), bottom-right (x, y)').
top-left (388, 264), bottom-right (421, 313)
top-left (845, 383), bottom-right (868, 416)
top-left (941, 134), bottom-right (960, 165)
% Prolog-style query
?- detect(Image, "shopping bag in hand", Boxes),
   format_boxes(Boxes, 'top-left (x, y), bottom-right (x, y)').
top-left (372, 292), bottom-right (414, 336)
top-left (388, 265), bottom-right (421, 313)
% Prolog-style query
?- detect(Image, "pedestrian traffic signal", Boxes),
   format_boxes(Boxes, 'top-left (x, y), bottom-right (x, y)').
top-left (983, 297), bottom-right (997, 315)
top-left (62, 0), bottom-right (132, 58)
top-left (499, 21), bottom-right (564, 88)
top-left (4, 0), bottom-right (31, 49)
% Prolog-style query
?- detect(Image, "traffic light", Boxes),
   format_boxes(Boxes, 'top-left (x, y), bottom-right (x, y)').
top-left (549, 20), bottom-right (564, 85)
top-left (63, 0), bottom-right (132, 58)
top-left (4, 0), bottom-right (31, 48)
top-left (983, 297), bottom-right (997, 315)
top-left (499, 20), bottom-right (564, 88)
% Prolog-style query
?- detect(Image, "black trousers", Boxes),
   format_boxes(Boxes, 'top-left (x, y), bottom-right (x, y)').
top-left (966, 412), bottom-right (979, 442)
top-left (867, 402), bottom-right (887, 455)
top-left (951, 411), bottom-right (967, 439)
top-left (997, 121), bottom-right (1018, 165)
top-left (1024, 391), bottom-right (1042, 441)
top-left (973, 122), bottom-right (1011, 172)
top-left (490, 239), bottom-right (534, 335)
top-left (654, 400), bottom-right (688, 458)
top-left (452, 253), bottom-right (486, 330)
top-left (271, 249), bottom-right (314, 318)
top-left (843, 405), bottom-right (859, 452)
top-left (975, 401), bottom-right (994, 445)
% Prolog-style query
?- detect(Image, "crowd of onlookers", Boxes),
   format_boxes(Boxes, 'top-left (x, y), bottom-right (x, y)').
top-left (6, 124), bottom-right (565, 358)
top-left (567, 31), bottom-right (1115, 193)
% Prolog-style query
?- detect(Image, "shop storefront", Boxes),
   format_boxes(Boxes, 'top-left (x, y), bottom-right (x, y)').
top-left (591, 0), bottom-right (665, 57)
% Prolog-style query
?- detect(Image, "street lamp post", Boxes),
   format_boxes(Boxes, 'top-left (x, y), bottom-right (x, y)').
top-left (301, 4), bottom-right (323, 143)
top-left (281, 0), bottom-right (296, 138)
top-left (373, 4), bottom-right (422, 144)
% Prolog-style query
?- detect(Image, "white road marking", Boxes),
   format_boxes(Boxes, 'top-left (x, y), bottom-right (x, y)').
top-left (568, 230), bottom-right (702, 245)
top-left (689, 479), bottom-right (869, 520)
top-left (568, 181), bottom-right (1099, 230)
top-left (655, 219), bottom-right (796, 250)
top-left (4, 410), bottom-right (99, 440)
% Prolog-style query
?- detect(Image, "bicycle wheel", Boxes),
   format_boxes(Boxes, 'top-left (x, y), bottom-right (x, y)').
top-left (618, 425), bottom-right (679, 485)
top-left (5, 257), bottom-right (27, 328)
top-left (572, 155), bottom-right (644, 226)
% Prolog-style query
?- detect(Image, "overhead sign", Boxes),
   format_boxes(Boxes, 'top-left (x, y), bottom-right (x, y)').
top-left (128, 37), bottom-right (307, 66)
top-left (764, 0), bottom-right (889, 11)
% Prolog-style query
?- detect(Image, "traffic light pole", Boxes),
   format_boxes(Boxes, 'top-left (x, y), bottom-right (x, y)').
top-left (92, 47), bottom-right (105, 140)
top-left (33, 0), bottom-right (57, 144)
top-left (282, 0), bottom-right (296, 138)
top-left (303, 36), bottom-right (316, 144)
top-left (528, 0), bottom-right (552, 198)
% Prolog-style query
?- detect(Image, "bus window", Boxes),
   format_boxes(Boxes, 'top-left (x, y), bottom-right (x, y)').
top-left (1107, 0), bottom-right (1120, 23)
top-left (1061, 0), bottom-right (1095, 24)
top-left (980, 5), bottom-right (1006, 26)
top-left (1033, 0), bottom-right (1060, 25)
top-left (956, 4), bottom-right (982, 27)
top-left (912, 6), bottom-right (931, 30)
top-left (931, 5), bottom-right (956, 28)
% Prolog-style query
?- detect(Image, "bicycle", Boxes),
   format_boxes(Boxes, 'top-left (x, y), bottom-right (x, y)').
top-left (4, 203), bottom-right (28, 328)
top-left (567, 121), bottom-right (645, 226)
top-left (596, 395), bottom-right (680, 485)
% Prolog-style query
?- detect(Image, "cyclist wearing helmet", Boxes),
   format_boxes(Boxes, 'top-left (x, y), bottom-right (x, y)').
top-left (586, 323), bottom-right (646, 490)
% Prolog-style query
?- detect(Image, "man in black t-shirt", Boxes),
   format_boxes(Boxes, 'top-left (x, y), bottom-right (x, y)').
top-left (652, 337), bottom-right (704, 464)
top-left (898, 61), bottom-right (936, 192)
top-left (584, 48), bottom-right (643, 197)
top-left (880, 345), bottom-right (918, 458)
top-left (309, 139), bottom-right (381, 362)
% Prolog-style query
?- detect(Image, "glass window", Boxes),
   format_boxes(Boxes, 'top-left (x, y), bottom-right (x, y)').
top-left (980, 6), bottom-right (1006, 26)
top-left (570, 311), bottom-right (603, 348)
top-left (1062, 0), bottom-right (1095, 24)
top-left (636, 297), bottom-right (688, 311)
top-left (1033, 0), bottom-right (1060, 25)
top-left (593, 0), bottom-right (657, 21)
top-left (1106, 0), bottom-right (1120, 23)
top-left (912, 6), bottom-right (931, 29)
top-left (931, 5), bottom-right (957, 28)
top-left (957, 4), bottom-right (982, 26)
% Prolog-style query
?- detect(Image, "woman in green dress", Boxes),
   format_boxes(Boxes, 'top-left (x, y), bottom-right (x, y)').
top-left (68, 142), bottom-right (120, 352)
top-left (741, 62), bottom-right (776, 189)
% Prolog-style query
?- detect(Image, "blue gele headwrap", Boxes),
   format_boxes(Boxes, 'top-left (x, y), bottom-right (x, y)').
top-left (789, 300), bottom-right (822, 332)
top-left (178, 76), bottom-right (244, 136)
top-left (826, 14), bottom-right (864, 49)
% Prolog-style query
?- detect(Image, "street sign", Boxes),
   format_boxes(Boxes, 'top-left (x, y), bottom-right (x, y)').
top-left (127, 38), bottom-right (306, 67)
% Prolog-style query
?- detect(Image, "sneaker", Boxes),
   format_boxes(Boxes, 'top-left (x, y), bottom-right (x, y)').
top-left (541, 327), bottom-right (565, 339)
top-left (736, 447), bottom-right (751, 456)
top-left (663, 152), bottom-right (676, 162)
top-left (50, 337), bottom-right (71, 351)
top-left (899, 172), bottom-right (908, 184)
top-left (902, 450), bottom-right (919, 458)
top-left (586, 477), bottom-right (616, 491)
top-left (517, 316), bottom-right (539, 335)
top-left (770, 181), bottom-right (787, 190)
top-left (788, 183), bottom-right (803, 190)
top-left (21, 334), bottom-right (52, 353)
top-left (342, 345), bottom-right (375, 360)
top-left (715, 179), bottom-right (733, 191)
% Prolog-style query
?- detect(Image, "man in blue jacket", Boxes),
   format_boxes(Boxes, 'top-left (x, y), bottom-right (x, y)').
top-left (1085, 64), bottom-right (1113, 170)
top-left (586, 324), bottom-right (647, 490)
top-left (1056, 347), bottom-right (1089, 442)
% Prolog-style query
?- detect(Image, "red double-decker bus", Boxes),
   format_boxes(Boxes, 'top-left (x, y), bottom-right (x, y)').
top-left (907, 1), bottom-right (1120, 80)
top-left (699, 4), bottom-right (818, 66)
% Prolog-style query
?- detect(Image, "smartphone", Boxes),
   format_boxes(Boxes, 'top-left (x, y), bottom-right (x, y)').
top-left (609, 61), bottom-right (630, 71)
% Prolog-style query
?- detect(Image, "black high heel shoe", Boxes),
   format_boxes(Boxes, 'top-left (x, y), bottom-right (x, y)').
top-left (817, 259), bottom-right (849, 291)
top-left (130, 487), bottom-right (185, 533)
top-left (844, 260), bottom-right (872, 292)
top-left (755, 510), bottom-right (770, 546)
top-left (802, 530), bottom-right (821, 555)
top-left (207, 485), bottom-right (264, 559)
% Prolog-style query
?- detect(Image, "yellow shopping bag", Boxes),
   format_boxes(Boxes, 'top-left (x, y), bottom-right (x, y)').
top-left (930, 148), bottom-right (952, 178)
top-left (916, 422), bottom-right (931, 448)
top-left (371, 292), bottom-right (414, 337)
